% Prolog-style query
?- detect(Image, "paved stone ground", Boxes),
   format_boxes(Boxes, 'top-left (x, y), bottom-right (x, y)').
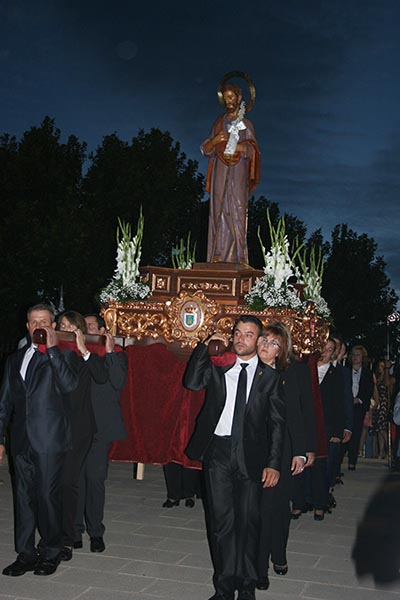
top-left (0, 457), bottom-right (399, 600)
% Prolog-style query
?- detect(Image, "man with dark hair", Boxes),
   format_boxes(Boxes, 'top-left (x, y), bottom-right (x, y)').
top-left (73, 314), bottom-right (127, 553)
top-left (347, 345), bottom-right (374, 470)
top-left (84, 313), bottom-right (106, 334)
top-left (184, 315), bottom-right (285, 600)
top-left (331, 334), bottom-right (353, 488)
top-left (0, 304), bottom-right (79, 576)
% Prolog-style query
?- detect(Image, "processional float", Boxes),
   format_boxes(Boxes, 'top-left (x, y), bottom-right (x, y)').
top-left (100, 73), bottom-right (330, 474)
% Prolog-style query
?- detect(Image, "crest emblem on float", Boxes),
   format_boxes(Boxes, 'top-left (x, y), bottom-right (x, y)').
top-left (181, 301), bottom-right (200, 332)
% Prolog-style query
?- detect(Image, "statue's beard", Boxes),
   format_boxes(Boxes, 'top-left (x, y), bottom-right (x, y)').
top-left (225, 103), bottom-right (238, 116)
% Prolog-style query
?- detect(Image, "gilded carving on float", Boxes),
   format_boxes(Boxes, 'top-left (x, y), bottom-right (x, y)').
top-left (102, 295), bottom-right (328, 357)
top-left (179, 280), bottom-right (231, 292)
top-left (165, 291), bottom-right (219, 347)
top-left (240, 278), bottom-right (252, 294)
top-left (153, 274), bottom-right (170, 291)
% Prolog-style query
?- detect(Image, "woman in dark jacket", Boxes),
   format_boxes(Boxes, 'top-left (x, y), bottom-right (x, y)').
top-left (257, 323), bottom-right (316, 590)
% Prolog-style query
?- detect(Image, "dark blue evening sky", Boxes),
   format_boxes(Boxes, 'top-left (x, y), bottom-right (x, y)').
top-left (1, 0), bottom-right (399, 299)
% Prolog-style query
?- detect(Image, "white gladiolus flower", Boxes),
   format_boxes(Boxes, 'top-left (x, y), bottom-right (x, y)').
top-left (100, 209), bottom-right (151, 303)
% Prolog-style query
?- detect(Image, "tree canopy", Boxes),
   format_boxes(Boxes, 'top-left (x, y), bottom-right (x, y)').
top-left (322, 224), bottom-right (398, 357)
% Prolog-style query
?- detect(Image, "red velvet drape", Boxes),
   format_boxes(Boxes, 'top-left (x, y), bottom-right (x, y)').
top-left (49, 340), bottom-right (326, 467)
top-left (109, 344), bottom-right (204, 469)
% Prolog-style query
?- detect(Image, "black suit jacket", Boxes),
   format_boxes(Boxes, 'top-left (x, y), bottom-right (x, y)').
top-left (0, 346), bottom-right (79, 455)
top-left (183, 343), bottom-right (285, 482)
top-left (336, 363), bottom-right (354, 431)
top-left (320, 364), bottom-right (345, 439)
top-left (349, 365), bottom-right (374, 416)
top-left (86, 351), bottom-right (128, 443)
top-left (282, 360), bottom-right (316, 458)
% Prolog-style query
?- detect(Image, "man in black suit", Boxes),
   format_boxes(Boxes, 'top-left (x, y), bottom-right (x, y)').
top-left (347, 345), bottom-right (374, 470)
top-left (0, 303), bottom-right (79, 576)
top-left (318, 338), bottom-right (346, 513)
top-left (184, 316), bottom-right (285, 600)
top-left (73, 314), bottom-right (127, 553)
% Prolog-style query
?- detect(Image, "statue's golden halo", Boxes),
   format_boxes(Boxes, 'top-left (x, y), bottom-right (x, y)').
top-left (217, 71), bottom-right (256, 113)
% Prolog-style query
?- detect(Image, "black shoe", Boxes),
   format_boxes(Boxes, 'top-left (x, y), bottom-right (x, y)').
top-left (73, 540), bottom-right (83, 549)
top-left (348, 465), bottom-right (356, 471)
top-left (291, 510), bottom-right (302, 519)
top-left (314, 510), bottom-right (325, 521)
top-left (273, 563), bottom-right (288, 575)
top-left (327, 492), bottom-right (336, 508)
top-left (33, 557), bottom-right (60, 576)
top-left (256, 575), bottom-right (270, 590)
top-left (162, 498), bottom-right (180, 508)
top-left (238, 591), bottom-right (256, 600)
top-left (2, 555), bottom-right (37, 576)
top-left (185, 497), bottom-right (195, 508)
top-left (90, 537), bottom-right (105, 553)
top-left (60, 546), bottom-right (73, 561)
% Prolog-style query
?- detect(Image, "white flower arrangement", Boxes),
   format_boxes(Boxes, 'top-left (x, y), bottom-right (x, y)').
top-left (246, 210), bottom-right (331, 319)
top-left (246, 275), bottom-right (305, 312)
top-left (246, 211), bottom-right (304, 311)
top-left (297, 246), bottom-right (331, 319)
top-left (100, 210), bottom-right (151, 303)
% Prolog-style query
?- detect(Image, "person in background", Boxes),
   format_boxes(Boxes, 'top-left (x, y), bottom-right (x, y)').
top-left (372, 359), bottom-right (390, 460)
top-left (330, 335), bottom-right (352, 496)
top-left (162, 462), bottom-right (200, 508)
top-left (74, 314), bottom-right (128, 553)
top-left (57, 311), bottom-right (107, 562)
top-left (347, 346), bottom-right (374, 471)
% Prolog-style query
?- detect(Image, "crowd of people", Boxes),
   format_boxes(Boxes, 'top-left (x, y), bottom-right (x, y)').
top-left (0, 305), bottom-right (398, 598)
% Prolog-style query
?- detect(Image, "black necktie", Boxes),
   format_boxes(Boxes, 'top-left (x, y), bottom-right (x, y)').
top-left (25, 348), bottom-right (40, 382)
top-left (231, 363), bottom-right (248, 472)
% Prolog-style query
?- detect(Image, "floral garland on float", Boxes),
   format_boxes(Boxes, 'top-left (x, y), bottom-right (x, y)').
top-left (245, 210), bottom-right (331, 320)
top-left (100, 209), bottom-right (151, 303)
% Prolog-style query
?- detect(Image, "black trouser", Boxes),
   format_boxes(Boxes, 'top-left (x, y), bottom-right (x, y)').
top-left (348, 405), bottom-right (366, 467)
top-left (327, 441), bottom-right (341, 489)
top-left (162, 462), bottom-right (200, 501)
top-left (258, 471), bottom-right (291, 576)
top-left (203, 435), bottom-right (262, 598)
top-left (75, 438), bottom-right (111, 540)
top-left (61, 434), bottom-right (93, 546)
top-left (13, 447), bottom-right (66, 560)
top-left (291, 458), bottom-right (328, 511)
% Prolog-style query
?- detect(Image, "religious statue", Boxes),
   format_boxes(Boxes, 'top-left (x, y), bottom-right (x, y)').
top-left (201, 74), bottom-right (261, 265)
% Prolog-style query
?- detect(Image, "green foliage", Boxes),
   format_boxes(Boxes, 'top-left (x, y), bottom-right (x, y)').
top-left (82, 127), bottom-right (204, 279)
top-left (171, 232), bottom-right (196, 269)
top-left (0, 117), bottom-right (88, 337)
top-left (322, 224), bottom-right (398, 356)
